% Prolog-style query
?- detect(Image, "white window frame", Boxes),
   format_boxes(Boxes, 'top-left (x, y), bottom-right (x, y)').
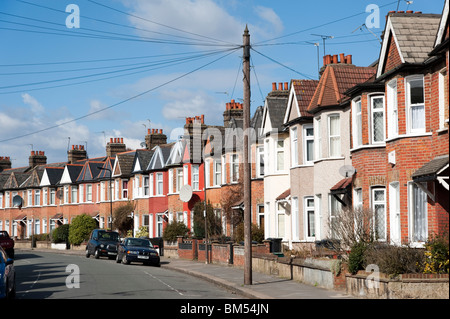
top-left (143, 175), bottom-right (149, 197)
top-left (406, 75), bottom-right (425, 134)
top-left (205, 160), bottom-right (211, 188)
top-left (315, 117), bottom-right (322, 160)
top-left (371, 187), bottom-right (386, 241)
top-left (303, 124), bottom-right (314, 164)
top-left (176, 168), bottom-right (183, 193)
top-left (408, 182), bottom-right (428, 246)
top-left (214, 159), bottom-right (222, 186)
top-left (150, 173), bottom-right (154, 196)
top-left (291, 197), bottom-right (299, 241)
top-left (64, 186), bottom-right (69, 204)
top-left (49, 188), bottom-right (55, 205)
top-left (231, 154), bottom-right (239, 183)
top-left (438, 69), bottom-right (447, 129)
top-left (28, 190), bottom-right (32, 207)
top-left (290, 127), bottom-right (298, 167)
top-left (387, 79), bottom-right (398, 138)
top-left (275, 139), bottom-right (284, 172)
top-left (71, 186), bottom-right (77, 204)
top-left (34, 189), bottom-right (40, 206)
top-left (304, 196), bottom-right (315, 241)
top-left (328, 114), bottom-right (341, 158)
top-left (168, 169), bottom-right (173, 194)
top-left (86, 184), bottom-right (92, 202)
top-left (369, 94), bottom-right (386, 144)
top-left (156, 173), bottom-right (163, 196)
top-left (256, 146), bottom-right (264, 178)
top-left (221, 155), bottom-right (226, 185)
top-left (352, 97), bottom-right (363, 147)
top-left (192, 165), bottom-right (199, 190)
top-left (122, 180), bottom-right (128, 199)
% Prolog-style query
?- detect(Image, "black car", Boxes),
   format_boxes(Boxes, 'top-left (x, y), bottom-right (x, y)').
top-left (86, 229), bottom-right (120, 259)
top-left (0, 246), bottom-right (15, 299)
top-left (116, 237), bottom-right (160, 267)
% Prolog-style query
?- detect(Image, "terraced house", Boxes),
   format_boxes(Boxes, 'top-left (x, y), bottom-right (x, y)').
top-left (0, 1), bottom-right (448, 253)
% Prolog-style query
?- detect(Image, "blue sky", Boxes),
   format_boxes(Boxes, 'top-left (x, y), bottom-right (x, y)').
top-left (0, 0), bottom-right (445, 167)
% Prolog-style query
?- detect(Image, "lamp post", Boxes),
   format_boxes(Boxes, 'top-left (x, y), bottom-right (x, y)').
top-left (98, 167), bottom-right (113, 231)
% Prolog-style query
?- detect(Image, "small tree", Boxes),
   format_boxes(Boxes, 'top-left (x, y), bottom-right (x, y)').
top-left (192, 201), bottom-right (222, 239)
top-left (68, 214), bottom-right (97, 245)
top-left (234, 222), bottom-right (264, 244)
top-left (113, 201), bottom-right (134, 236)
top-left (163, 220), bottom-right (189, 242)
top-left (51, 224), bottom-right (70, 244)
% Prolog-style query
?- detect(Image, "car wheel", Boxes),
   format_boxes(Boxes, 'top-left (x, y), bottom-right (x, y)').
top-left (121, 254), bottom-right (129, 265)
top-left (94, 249), bottom-right (100, 259)
top-left (85, 249), bottom-right (90, 258)
top-left (116, 253), bottom-right (121, 263)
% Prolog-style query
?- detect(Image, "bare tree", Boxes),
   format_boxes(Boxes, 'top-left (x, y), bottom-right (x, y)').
top-left (327, 206), bottom-right (375, 254)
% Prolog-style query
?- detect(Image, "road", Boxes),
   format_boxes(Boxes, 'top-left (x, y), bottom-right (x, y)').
top-left (13, 250), bottom-right (243, 299)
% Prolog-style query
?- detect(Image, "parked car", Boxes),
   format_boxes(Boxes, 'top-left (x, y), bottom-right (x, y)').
top-left (0, 231), bottom-right (14, 259)
top-left (0, 246), bottom-right (15, 299)
top-left (116, 237), bottom-right (160, 267)
top-left (86, 229), bottom-right (120, 259)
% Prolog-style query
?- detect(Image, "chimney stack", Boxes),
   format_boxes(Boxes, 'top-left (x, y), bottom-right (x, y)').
top-left (68, 145), bottom-right (87, 164)
top-left (29, 150), bottom-right (47, 168)
top-left (106, 137), bottom-right (127, 157)
top-left (145, 128), bottom-right (167, 150)
top-left (0, 156), bottom-right (12, 171)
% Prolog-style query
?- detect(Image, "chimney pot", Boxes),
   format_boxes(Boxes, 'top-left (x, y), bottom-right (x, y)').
top-left (346, 55), bottom-right (352, 64)
top-left (121, 138), bottom-right (123, 144)
top-left (110, 138), bottom-right (113, 143)
top-left (397, 11), bottom-right (404, 13)
top-left (272, 82), bottom-right (277, 91)
top-left (160, 129), bottom-right (163, 134)
top-left (284, 82), bottom-right (288, 90)
top-left (340, 53), bottom-right (345, 63)
top-left (72, 145), bottom-right (75, 150)
top-left (415, 11), bottom-right (422, 14)
top-left (201, 114), bottom-right (204, 123)
top-left (278, 83), bottom-right (283, 90)
top-left (406, 10), bottom-right (413, 13)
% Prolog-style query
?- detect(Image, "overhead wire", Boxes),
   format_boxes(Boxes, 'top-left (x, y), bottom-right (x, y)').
top-left (0, 47), bottom-right (240, 94)
top-left (0, 47), bottom-right (241, 143)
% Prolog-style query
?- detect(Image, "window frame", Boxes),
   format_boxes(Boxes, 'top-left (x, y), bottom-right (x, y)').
top-left (352, 97), bottom-right (363, 147)
top-left (371, 187), bottom-right (387, 241)
top-left (328, 114), bottom-right (341, 158)
top-left (406, 75), bottom-right (425, 134)
top-left (304, 196), bottom-right (315, 241)
top-left (369, 94), bottom-right (386, 144)
top-left (290, 127), bottom-right (298, 167)
top-left (303, 124), bottom-right (314, 164)
top-left (387, 79), bottom-right (398, 138)
top-left (408, 182), bottom-right (428, 246)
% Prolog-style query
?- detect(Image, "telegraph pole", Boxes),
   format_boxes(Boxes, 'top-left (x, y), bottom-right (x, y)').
top-left (243, 25), bottom-right (252, 285)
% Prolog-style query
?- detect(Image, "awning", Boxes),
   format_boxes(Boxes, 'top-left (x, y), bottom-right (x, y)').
top-left (276, 189), bottom-right (291, 201)
top-left (50, 213), bottom-right (63, 221)
top-left (330, 177), bottom-right (352, 206)
top-left (412, 155), bottom-right (449, 187)
top-left (13, 214), bottom-right (27, 223)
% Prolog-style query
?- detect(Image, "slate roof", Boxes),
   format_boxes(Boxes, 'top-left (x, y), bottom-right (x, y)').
top-left (412, 155), bottom-right (449, 180)
top-left (265, 88), bottom-right (289, 132)
top-left (43, 167), bottom-right (64, 186)
top-left (308, 64), bottom-right (376, 113)
top-left (132, 149), bottom-right (154, 173)
top-left (389, 13), bottom-right (442, 64)
top-left (115, 153), bottom-right (135, 177)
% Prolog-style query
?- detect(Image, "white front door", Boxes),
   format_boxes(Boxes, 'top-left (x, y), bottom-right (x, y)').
top-left (389, 182), bottom-right (401, 245)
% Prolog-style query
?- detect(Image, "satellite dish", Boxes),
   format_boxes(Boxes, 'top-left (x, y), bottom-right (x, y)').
top-left (12, 195), bottom-right (23, 208)
top-left (56, 189), bottom-right (63, 199)
top-left (179, 184), bottom-right (193, 202)
top-left (339, 165), bottom-right (356, 178)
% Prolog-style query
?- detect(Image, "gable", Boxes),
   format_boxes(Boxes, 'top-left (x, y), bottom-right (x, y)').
top-left (60, 166), bottom-right (73, 184)
top-left (383, 33), bottom-right (403, 75)
top-left (284, 86), bottom-right (300, 124)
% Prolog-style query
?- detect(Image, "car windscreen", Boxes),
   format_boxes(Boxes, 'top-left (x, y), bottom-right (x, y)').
top-left (125, 239), bottom-right (153, 248)
top-left (98, 232), bottom-right (119, 241)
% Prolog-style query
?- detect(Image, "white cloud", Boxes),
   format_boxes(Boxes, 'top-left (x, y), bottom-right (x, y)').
top-left (254, 6), bottom-right (284, 36)
top-left (21, 93), bottom-right (44, 114)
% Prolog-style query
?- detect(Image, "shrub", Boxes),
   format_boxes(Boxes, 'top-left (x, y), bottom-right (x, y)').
top-left (135, 226), bottom-right (149, 238)
top-left (51, 224), bottom-right (70, 244)
top-left (234, 222), bottom-right (265, 244)
top-left (162, 220), bottom-right (189, 242)
top-left (423, 235), bottom-right (449, 274)
top-left (192, 201), bottom-right (222, 239)
top-left (68, 214), bottom-right (97, 245)
top-left (113, 201), bottom-right (134, 235)
top-left (364, 243), bottom-right (424, 276)
top-left (348, 242), bottom-right (369, 274)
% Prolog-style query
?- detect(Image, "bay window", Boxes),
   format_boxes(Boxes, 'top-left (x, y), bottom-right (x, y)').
top-left (303, 125), bottom-right (314, 164)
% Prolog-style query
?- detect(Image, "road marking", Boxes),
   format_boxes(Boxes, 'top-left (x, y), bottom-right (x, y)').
top-left (143, 271), bottom-right (184, 296)
top-left (19, 271), bottom-right (41, 297)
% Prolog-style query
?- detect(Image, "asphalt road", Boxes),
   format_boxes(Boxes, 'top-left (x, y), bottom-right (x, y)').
top-left (13, 250), bottom-right (243, 299)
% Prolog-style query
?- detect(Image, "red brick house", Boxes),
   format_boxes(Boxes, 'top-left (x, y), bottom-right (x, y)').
top-left (350, 7), bottom-right (449, 246)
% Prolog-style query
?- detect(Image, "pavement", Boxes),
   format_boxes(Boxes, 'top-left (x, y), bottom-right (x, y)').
top-left (16, 247), bottom-right (353, 299)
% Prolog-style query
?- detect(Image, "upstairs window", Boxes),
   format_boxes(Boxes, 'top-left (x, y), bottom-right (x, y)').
top-left (370, 95), bottom-right (385, 143)
top-left (328, 115), bottom-right (341, 157)
top-left (406, 75), bottom-right (425, 133)
top-left (303, 125), bottom-right (314, 164)
top-left (352, 98), bottom-right (363, 147)
top-left (387, 79), bottom-right (398, 138)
